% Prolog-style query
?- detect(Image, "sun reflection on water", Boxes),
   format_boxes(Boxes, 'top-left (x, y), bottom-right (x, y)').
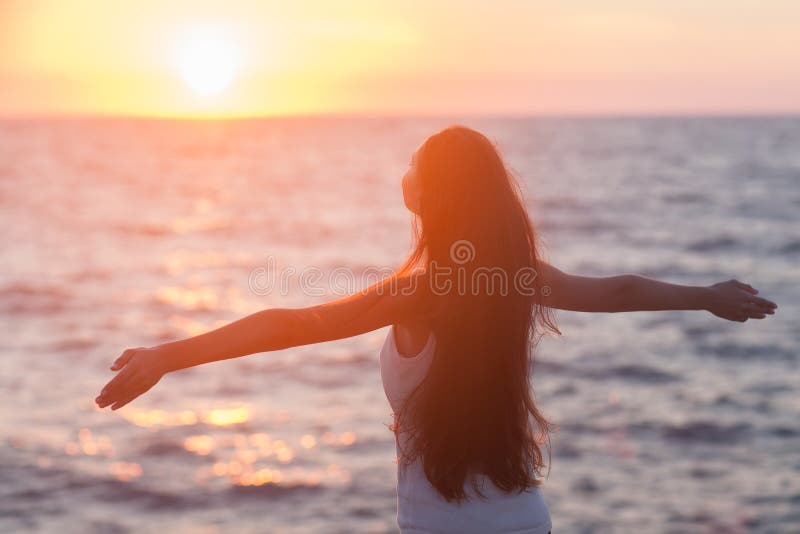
top-left (116, 405), bottom-right (252, 428)
top-left (67, 410), bottom-right (359, 491)
top-left (156, 286), bottom-right (219, 311)
top-left (65, 427), bottom-right (115, 457)
top-left (205, 406), bottom-right (250, 426)
top-left (184, 434), bottom-right (215, 455)
top-left (110, 461), bottom-right (142, 482)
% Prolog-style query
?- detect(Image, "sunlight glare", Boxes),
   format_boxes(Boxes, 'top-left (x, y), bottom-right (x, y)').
top-left (175, 27), bottom-right (241, 96)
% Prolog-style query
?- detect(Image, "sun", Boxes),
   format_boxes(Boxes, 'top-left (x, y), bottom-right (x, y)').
top-left (175, 27), bottom-right (241, 97)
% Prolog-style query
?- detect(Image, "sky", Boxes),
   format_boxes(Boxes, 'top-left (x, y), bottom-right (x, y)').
top-left (1, 0), bottom-right (799, 117)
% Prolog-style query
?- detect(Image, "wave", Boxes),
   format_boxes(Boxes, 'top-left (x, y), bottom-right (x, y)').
top-left (113, 221), bottom-right (173, 237)
top-left (82, 478), bottom-right (200, 511)
top-left (685, 236), bottom-right (740, 252)
top-left (661, 420), bottom-right (752, 444)
top-left (688, 466), bottom-right (723, 479)
top-left (553, 442), bottom-right (582, 459)
top-left (696, 342), bottom-right (796, 361)
top-left (0, 457), bottom-right (200, 513)
top-left (570, 475), bottom-right (600, 494)
top-left (0, 282), bottom-right (71, 314)
top-left (533, 359), bottom-right (680, 384)
top-left (746, 493), bottom-right (800, 506)
top-left (228, 481), bottom-right (325, 498)
top-left (554, 418), bottom-right (751, 446)
top-left (139, 438), bottom-right (203, 458)
top-left (582, 363), bottom-right (681, 384)
top-left (681, 323), bottom-right (726, 341)
top-left (316, 351), bottom-right (373, 368)
top-left (776, 239), bottom-right (800, 255)
top-left (551, 383), bottom-right (578, 396)
top-left (744, 382), bottom-right (793, 395)
top-left (48, 337), bottom-right (99, 352)
top-left (662, 192), bottom-right (708, 204)
top-left (767, 425), bottom-right (798, 438)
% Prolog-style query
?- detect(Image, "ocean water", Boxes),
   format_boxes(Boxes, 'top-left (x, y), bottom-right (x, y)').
top-left (1, 116), bottom-right (798, 533)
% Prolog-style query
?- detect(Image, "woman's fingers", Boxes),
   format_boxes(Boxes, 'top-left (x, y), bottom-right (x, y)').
top-left (97, 368), bottom-right (142, 408)
top-left (110, 349), bottom-right (131, 371)
top-left (101, 366), bottom-right (136, 395)
top-left (110, 391), bottom-right (142, 410)
top-left (733, 281), bottom-right (778, 310)
top-left (731, 279), bottom-right (758, 294)
top-left (754, 296), bottom-right (777, 309)
top-left (732, 302), bottom-right (769, 321)
top-left (743, 297), bottom-right (777, 314)
top-left (111, 347), bottom-right (143, 371)
top-left (109, 376), bottom-right (158, 410)
top-left (709, 279), bottom-right (777, 323)
top-left (98, 347), bottom-right (168, 410)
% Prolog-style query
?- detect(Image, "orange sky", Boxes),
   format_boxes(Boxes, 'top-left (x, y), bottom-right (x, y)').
top-left (1, 0), bottom-right (799, 117)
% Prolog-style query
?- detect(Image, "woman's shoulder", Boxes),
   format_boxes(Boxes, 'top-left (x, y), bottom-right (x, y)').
top-left (393, 320), bottom-right (434, 358)
top-left (390, 268), bottom-right (445, 357)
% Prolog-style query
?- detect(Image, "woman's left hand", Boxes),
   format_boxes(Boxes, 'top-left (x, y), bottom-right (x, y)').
top-left (96, 346), bottom-right (170, 410)
top-left (705, 279), bottom-right (777, 322)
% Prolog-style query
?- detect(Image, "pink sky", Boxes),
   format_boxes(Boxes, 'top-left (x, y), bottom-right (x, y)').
top-left (1, 0), bottom-right (798, 117)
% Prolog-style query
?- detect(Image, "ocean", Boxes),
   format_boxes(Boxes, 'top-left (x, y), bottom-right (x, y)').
top-left (1, 116), bottom-right (798, 533)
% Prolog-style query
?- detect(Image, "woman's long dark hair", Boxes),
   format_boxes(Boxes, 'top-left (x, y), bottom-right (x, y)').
top-left (392, 125), bottom-right (561, 502)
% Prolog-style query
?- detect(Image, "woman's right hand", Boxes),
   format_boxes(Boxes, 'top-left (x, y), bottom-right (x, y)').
top-left (96, 346), bottom-right (171, 410)
top-left (705, 279), bottom-right (777, 322)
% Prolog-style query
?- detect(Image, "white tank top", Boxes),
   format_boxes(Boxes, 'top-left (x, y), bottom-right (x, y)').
top-left (379, 324), bottom-right (553, 534)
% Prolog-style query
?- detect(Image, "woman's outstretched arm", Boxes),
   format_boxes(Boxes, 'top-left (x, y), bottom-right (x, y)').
top-left (157, 281), bottom-right (416, 374)
top-left (96, 272), bottom-right (426, 410)
top-left (537, 262), bottom-right (777, 320)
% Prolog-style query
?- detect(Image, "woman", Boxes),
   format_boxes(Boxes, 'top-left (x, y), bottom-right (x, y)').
top-left (95, 125), bottom-right (777, 533)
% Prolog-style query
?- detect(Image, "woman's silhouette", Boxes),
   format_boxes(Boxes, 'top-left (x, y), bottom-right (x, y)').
top-left (96, 125), bottom-right (777, 533)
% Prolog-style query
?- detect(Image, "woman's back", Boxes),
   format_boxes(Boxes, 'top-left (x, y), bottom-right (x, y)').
top-left (380, 324), bottom-right (553, 534)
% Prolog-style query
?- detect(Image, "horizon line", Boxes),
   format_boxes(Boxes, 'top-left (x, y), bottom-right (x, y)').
top-left (1, 109), bottom-right (799, 121)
